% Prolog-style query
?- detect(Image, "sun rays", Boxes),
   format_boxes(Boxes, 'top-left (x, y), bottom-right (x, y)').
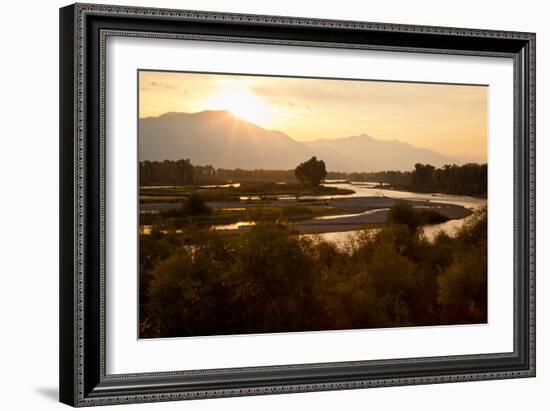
top-left (207, 80), bottom-right (270, 126)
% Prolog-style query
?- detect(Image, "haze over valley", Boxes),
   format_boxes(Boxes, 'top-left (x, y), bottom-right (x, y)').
top-left (139, 110), bottom-right (470, 172)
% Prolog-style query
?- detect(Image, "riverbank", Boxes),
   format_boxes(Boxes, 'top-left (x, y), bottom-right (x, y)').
top-left (140, 180), bottom-right (484, 239)
top-left (294, 197), bottom-right (471, 234)
top-left (141, 195), bottom-right (472, 236)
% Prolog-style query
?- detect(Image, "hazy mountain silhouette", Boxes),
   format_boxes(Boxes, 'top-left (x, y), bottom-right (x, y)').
top-left (304, 134), bottom-right (456, 172)
top-left (139, 111), bottom-right (459, 172)
top-left (139, 111), bottom-right (311, 169)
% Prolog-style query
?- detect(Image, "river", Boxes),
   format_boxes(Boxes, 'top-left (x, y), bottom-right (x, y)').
top-left (305, 181), bottom-right (486, 245)
top-left (142, 181), bottom-right (486, 244)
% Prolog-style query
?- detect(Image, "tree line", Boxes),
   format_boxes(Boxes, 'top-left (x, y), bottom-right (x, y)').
top-left (140, 156), bottom-right (328, 186)
top-left (140, 159), bottom-right (296, 185)
top-left (328, 163), bottom-right (487, 196)
top-left (412, 163), bottom-right (487, 195)
top-left (139, 159), bottom-right (210, 186)
top-left (141, 158), bottom-right (487, 196)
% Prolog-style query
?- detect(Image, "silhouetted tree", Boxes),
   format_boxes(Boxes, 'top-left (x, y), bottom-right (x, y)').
top-left (294, 157), bottom-right (327, 187)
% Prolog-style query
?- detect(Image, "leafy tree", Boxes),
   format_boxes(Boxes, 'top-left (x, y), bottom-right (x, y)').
top-left (294, 156), bottom-right (327, 187)
top-left (229, 222), bottom-right (318, 333)
top-left (145, 232), bottom-right (235, 337)
top-left (413, 163), bottom-right (436, 188)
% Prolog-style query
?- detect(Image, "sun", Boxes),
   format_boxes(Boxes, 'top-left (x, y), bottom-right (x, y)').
top-left (208, 82), bottom-right (270, 126)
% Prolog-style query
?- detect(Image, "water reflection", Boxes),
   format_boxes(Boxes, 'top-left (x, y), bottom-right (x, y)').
top-left (140, 225), bottom-right (182, 235)
top-left (200, 183), bottom-right (241, 188)
top-left (318, 180), bottom-right (486, 211)
top-left (304, 213), bottom-right (478, 246)
top-left (314, 208), bottom-right (390, 221)
top-left (212, 221), bottom-right (256, 231)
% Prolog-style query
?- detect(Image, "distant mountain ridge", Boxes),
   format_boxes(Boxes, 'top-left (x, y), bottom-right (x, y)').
top-left (139, 110), bottom-right (461, 172)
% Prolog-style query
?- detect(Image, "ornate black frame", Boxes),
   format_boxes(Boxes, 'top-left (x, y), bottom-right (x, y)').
top-left (59, 3), bottom-right (536, 407)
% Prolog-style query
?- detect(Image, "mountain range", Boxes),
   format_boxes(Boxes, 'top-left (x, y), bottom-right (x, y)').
top-left (139, 110), bottom-right (467, 172)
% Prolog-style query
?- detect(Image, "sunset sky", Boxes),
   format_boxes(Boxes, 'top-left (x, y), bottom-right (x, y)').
top-left (139, 70), bottom-right (487, 160)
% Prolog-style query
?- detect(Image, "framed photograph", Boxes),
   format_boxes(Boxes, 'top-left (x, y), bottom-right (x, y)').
top-left (59, 3), bottom-right (535, 407)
